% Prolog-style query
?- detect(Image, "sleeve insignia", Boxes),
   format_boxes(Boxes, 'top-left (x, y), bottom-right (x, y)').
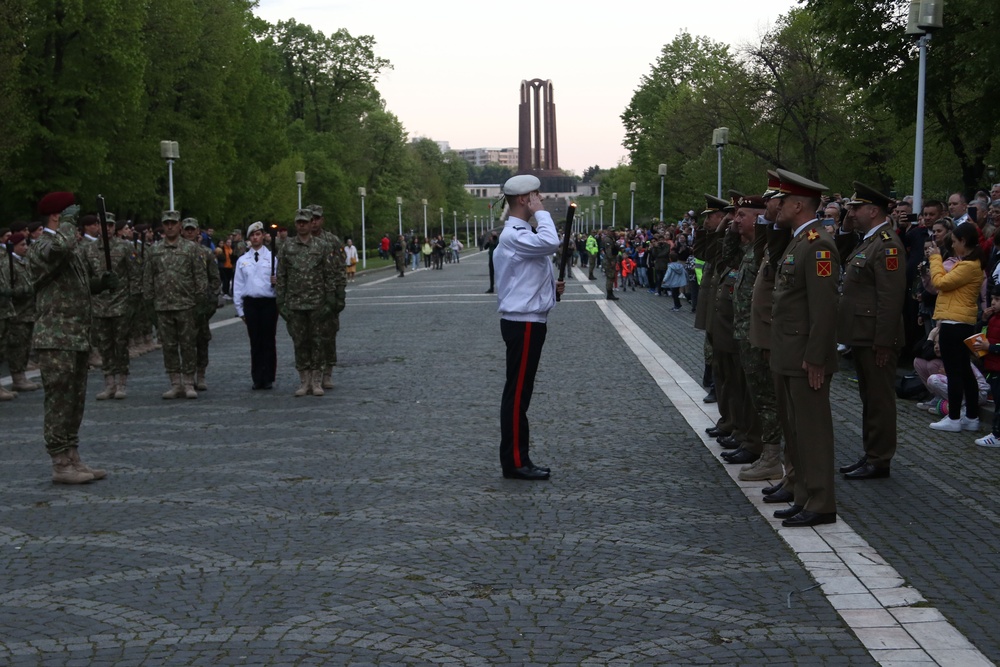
top-left (816, 250), bottom-right (830, 259)
top-left (816, 260), bottom-right (832, 277)
top-left (886, 256), bottom-right (899, 271)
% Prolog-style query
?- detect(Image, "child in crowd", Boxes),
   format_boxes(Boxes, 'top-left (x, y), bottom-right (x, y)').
top-left (660, 252), bottom-right (688, 312)
top-left (972, 286), bottom-right (1000, 447)
top-left (620, 254), bottom-right (636, 291)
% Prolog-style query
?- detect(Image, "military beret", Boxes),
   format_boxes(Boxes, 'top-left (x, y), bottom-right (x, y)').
top-left (503, 174), bottom-right (541, 196)
top-left (27, 221), bottom-right (43, 233)
top-left (115, 218), bottom-right (127, 232)
top-left (79, 214), bottom-right (100, 227)
top-left (295, 208), bottom-right (312, 222)
top-left (724, 190), bottom-right (744, 212)
top-left (772, 169), bottom-right (828, 199)
top-left (308, 204), bottom-right (323, 218)
top-left (38, 192), bottom-right (76, 216)
top-left (737, 195), bottom-right (767, 209)
top-left (181, 217), bottom-right (199, 230)
top-left (8, 232), bottom-right (26, 246)
top-left (162, 210), bottom-right (181, 223)
top-left (847, 182), bottom-right (892, 210)
top-left (9, 221), bottom-right (27, 233)
top-left (247, 221), bottom-right (264, 235)
top-left (701, 194), bottom-right (730, 215)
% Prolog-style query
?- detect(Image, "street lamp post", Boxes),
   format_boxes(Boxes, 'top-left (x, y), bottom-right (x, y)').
top-left (713, 127), bottom-right (729, 199)
top-left (658, 164), bottom-right (667, 222)
top-left (159, 141), bottom-right (179, 210)
top-left (599, 200), bottom-right (604, 229)
top-left (396, 197), bottom-right (403, 236)
top-left (295, 171), bottom-right (305, 209)
top-left (611, 193), bottom-right (617, 229)
top-left (906, 0), bottom-right (944, 212)
top-left (465, 214), bottom-right (470, 248)
top-left (358, 187), bottom-right (367, 269)
top-left (422, 199), bottom-right (428, 239)
top-left (629, 182), bottom-right (636, 230)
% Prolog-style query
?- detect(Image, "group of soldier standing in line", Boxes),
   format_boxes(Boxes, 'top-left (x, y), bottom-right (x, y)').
top-left (0, 193), bottom-right (347, 485)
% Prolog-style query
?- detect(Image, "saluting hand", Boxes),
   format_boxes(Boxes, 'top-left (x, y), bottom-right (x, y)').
top-left (802, 361), bottom-right (826, 390)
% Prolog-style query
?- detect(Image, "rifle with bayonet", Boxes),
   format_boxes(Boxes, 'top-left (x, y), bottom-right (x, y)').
top-left (555, 203), bottom-right (577, 302)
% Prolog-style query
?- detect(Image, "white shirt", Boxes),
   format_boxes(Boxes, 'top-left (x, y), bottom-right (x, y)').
top-left (494, 210), bottom-right (560, 323)
top-left (863, 219), bottom-right (891, 241)
top-left (344, 244), bottom-right (358, 265)
top-left (792, 218), bottom-right (819, 238)
top-left (233, 244), bottom-right (276, 316)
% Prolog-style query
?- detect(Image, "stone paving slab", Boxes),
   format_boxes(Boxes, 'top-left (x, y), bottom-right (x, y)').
top-left (0, 253), bottom-right (954, 665)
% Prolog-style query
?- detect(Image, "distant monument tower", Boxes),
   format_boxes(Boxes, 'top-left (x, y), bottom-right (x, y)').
top-left (518, 79), bottom-right (575, 194)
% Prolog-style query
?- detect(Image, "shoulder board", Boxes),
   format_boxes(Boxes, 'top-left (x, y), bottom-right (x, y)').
top-left (880, 230), bottom-right (892, 242)
top-left (807, 229), bottom-right (820, 242)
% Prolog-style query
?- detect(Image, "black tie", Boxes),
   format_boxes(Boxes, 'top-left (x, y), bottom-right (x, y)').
top-left (254, 251), bottom-right (259, 262)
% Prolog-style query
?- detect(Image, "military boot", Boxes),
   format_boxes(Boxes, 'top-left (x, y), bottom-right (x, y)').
top-left (0, 385), bottom-right (17, 401)
top-left (10, 372), bottom-right (40, 392)
top-left (181, 374), bottom-right (198, 399)
top-left (114, 374), bottom-right (128, 399)
top-left (51, 451), bottom-right (95, 484)
top-left (95, 374), bottom-right (117, 400)
top-left (738, 443), bottom-right (784, 482)
top-left (321, 366), bottom-right (334, 390)
top-left (195, 368), bottom-right (208, 391)
top-left (606, 290), bottom-right (619, 301)
top-left (310, 370), bottom-right (325, 396)
top-left (162, 373), bottom-right (185, 399)
top-left (87, 348), bottom-right (102, 369)
top-left (67, 447), bottom-right (107, 481)
top-left (294, 370), bottom-right (310, 397)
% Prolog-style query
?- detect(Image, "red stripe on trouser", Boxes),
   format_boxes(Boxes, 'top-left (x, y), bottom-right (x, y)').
top-left (511, 322), bottom-right (532, 469)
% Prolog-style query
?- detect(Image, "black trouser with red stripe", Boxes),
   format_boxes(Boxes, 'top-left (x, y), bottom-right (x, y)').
top-left (499, 318), bottom-right (548, 471)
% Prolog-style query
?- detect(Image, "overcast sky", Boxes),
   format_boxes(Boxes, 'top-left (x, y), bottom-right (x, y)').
top-left (254, 0), bottom-right (799, 175)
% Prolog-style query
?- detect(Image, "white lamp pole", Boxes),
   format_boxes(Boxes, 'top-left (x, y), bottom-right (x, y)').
top-left (159, 141), bottom-right (179, 210)
top-left (465, 214), bottom-right (470, 248)
top-left (358, 187), bottom-right (367, 269)
top-left (396, 197), bottom-right (403, 237)
top-left (629, 182), bottom-right (636, 230)
top-left (713, 127), bottom-right (729, 199)
top-left (599, 200), bottom-right (604, 230)
top-left (421, 198), bottom-right (428, 239)
top-left (906, 0), bottom-right (943, 212)
top-left (611, 193), bottom-right (617, 229)
top-left (296, 171), bottom-right (305, 209)
top-left (658, 164), bottom-right (667, 222)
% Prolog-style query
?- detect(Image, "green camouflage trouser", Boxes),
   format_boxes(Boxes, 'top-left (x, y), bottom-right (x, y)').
top-left (738, 339), bottom-right (781, 446)
top-left (196, 313), bottom-right (212, 371)
top-left (5, 320), bottom-right (34, 374)
top-left (0, 318), bottom-right (8, 365)
top-left (37, 349), bottom-right (89, 455)
top-left (157, 308), bottom-right (198, 375)
top-left (285, 309), bottom-right (324, 371)
top-left (93, 316), bottom-right (130, 376)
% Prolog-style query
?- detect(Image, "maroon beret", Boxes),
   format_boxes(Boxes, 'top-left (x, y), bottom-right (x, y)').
top-left (8, 232), bottom-right (26, 246)
top-left (37, 192), bottom-right (76, 216)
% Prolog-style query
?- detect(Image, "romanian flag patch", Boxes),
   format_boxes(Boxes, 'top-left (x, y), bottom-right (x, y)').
top-left (816, 260), bottom-right (832, 277)
top-left (885, 248), bottom-right (898, 256)
top-left (816, 250), bottom-right (830, 259)
top-left (886, 247), bottom-right (899, 270)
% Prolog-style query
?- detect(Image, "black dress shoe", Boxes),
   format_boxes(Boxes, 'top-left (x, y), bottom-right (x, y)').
top-left (705, 426), bottom-right (731, 438)
top-left (762, 488), bottom-right (794, 503)
top-left (838, 455), bottom-right (868, 474)
top-left (717, 435), bottom-right (741, 449)
top-left (782, 510), bottom-right (837, 527)
top-left (528, 463), bottom-right (551, 474)
top-left (843, 462), bottom-right (890, 480)
top-left (502, 466), bottom-right (550, 480)
top-left (703, 389), bottom-right (717, 404)
top-left (723, 448), bottom-right (760, 465)
top-left (485, 289), bottom-right (494, 294)
top-left (773, 504), bottom-right (803, 519)
top-left (762, 482), bottom-right (783, 495)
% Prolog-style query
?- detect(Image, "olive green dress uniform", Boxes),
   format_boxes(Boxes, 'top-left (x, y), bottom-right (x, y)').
top-left (6, 253), bottom-right (36, 377)
top-left (276, 221), bottom-right (336, 395)
top-left (83, 233), bottom-right (137, 397)
top-left (837, 217), bottom-right (906, 472)
top-left (771, 219), bottom-right (840, 516)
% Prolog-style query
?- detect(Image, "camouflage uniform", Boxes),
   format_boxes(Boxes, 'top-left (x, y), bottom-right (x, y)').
top-left (143, 235), bottom-right (207, 380)
top-left (83, 234), bottom-right (137, 397)
top-left (190, 239), bottom-right (222, 382)
top-left (0, 252), bottom-right (15, 399)
top-left (602, 235), bottom-right (620, 298)
top-left (315, 227), bottom-right (346, 378)
top-left (6, 253), bottom-right (35, 376)
top-left (276, 228), bottom-right (336, 395)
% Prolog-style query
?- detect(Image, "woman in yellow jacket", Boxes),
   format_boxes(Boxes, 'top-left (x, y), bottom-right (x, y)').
top-left (927, 222), bottom-right (986, 432)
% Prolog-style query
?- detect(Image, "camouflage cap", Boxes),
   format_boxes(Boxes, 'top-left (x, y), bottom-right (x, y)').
top-left (161, 210), bottom-right (181, 223)
top-left (181, 217), bottom-right (199, 230)
top-left (308, 204), bottom-right (323, 218)
top-left (105, 212), bottom-right (116, 225)
top-left (295, 208), bottom-right (312, 223)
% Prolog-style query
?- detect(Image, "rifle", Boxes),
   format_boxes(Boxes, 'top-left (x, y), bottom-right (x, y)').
top-left (270, 224), bottom-right (278, 276)
top-left (95, 195), bottom-right (113, 272)
top-left (555, 203), bottom-right (577, 302)
top-left (6, 241), bottom-right (13, 289)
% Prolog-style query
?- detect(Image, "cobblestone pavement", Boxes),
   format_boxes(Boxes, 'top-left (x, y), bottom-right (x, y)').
top-left (0, 252), bottom-right (986, 665)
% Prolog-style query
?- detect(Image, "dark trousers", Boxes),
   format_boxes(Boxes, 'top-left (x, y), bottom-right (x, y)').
top-left (244, 297), bottom-right (278, 386)
top-left (852, 345), bottom-right (899, 467)
top-left (499, 319), bottom-right (547, 471)
top-left (776, 374), bottom-right (836, 514)
top-left (939, 322), bottom-right (979, 420)
top-left (488, 254), bottom-right (495, 291)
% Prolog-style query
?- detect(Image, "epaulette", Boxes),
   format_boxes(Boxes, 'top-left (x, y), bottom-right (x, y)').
top-left (880, 230), bottom-right (892, 242)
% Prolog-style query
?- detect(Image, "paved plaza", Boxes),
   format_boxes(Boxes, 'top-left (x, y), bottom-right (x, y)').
top-left (1, 251), bottom-right (998, 666)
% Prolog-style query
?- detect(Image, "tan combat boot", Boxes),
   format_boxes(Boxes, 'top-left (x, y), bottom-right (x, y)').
top-left (162, 373), bottom-right (185, 399)
top-left (88, 348), bottom-right (102, 369)
top-left (738, 442), bottom-right (783, 482)
top-left (51, 451), bottom-right (95, 484)
top-left (182, 374), bottom-right (198, 399)
top-left (310, 370), bottom-right (325, 396)
top-left (10, 372), bottom-right (40, 392)
top-left (195, 369), bottom-right (208, 391)
top-left (321, 366), bottom-right (333, 390)
top-left (294, 370), bottom-right (310, 397)
top-left (95, 374), bottom-right (117, 400)
top-left (67, 447), bottom-right (107, 480)
top-left (0, 385), bottom-right (17, 401)
top-left (114, 374), bottom-right (128, 399)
